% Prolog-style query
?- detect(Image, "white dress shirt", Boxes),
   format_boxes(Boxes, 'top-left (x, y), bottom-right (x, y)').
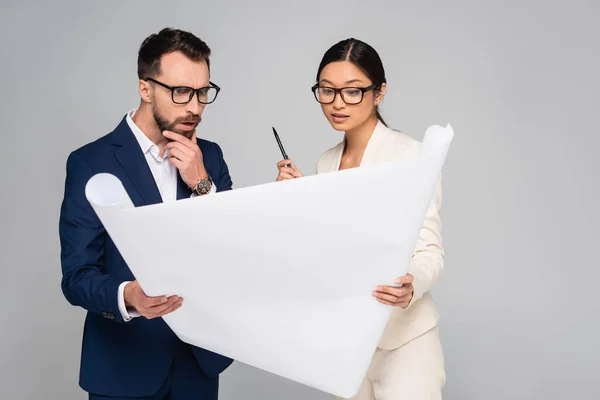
top-left (117, 109), bottom-right (216, 321)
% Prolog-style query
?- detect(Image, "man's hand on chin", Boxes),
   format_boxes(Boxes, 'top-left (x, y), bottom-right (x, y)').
top-left (163, 130), bottom-right (208, 188)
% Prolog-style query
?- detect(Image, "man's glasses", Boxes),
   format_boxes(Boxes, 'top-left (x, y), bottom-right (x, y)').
top-left (144, 78), bottom-right (221, 104)
top-left (311, 83), bottom-right (379, 105)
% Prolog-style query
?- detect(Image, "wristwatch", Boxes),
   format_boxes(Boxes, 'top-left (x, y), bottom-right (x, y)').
top-left (192, 176), bottom-right (212, 195)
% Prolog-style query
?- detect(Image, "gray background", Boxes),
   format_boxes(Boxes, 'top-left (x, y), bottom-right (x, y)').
top-left (1, 0), bottom-right (598, 399)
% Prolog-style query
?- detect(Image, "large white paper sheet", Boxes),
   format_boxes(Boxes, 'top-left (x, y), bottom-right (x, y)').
top-left (84, 124), bottom-right (453, 398)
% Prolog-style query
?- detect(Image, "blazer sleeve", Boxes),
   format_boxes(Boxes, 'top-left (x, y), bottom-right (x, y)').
top-left (406, 175), bottom-right (444, 307)
top-left (213, 143), bottom-right (233, 192)
top-left (59, 151), bottom-right (126, 323)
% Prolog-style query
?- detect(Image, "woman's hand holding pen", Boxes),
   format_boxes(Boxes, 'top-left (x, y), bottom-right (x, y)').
top-left (276, 159), bottom-right (304, 181)
top-left (372, 273), bottom-right (415, 309)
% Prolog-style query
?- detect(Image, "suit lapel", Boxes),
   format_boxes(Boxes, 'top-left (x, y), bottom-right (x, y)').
top-left (323, 120), bottom-right (387, 173)
top-left (176, 171), bottom-right (193, 200)
top-left (359, 120), bottom-right (387, 166)
top-left (330, 141), bottom-right (344, 172)
top-left (111, 117), bottom-right (163, 206)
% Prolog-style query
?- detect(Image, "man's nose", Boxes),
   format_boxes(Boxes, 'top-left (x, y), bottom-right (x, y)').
top-left (185, 96), bottom-right (202, 115)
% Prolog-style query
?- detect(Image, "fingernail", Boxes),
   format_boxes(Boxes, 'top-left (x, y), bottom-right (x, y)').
top-left (394, 278), bottom-right (402, 284)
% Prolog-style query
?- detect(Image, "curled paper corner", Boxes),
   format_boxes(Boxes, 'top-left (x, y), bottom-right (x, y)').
top-left (424, 123), bottom-right (454, 138)
top-left (85, 173), bottom-right (133, 210)
top-left (419, 123), bottom-right (455, 157)
top-left (446, 121), bottom-right (454, 137)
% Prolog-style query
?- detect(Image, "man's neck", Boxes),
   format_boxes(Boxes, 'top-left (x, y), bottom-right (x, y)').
top-left (132, 105), bottom-right (168, 156)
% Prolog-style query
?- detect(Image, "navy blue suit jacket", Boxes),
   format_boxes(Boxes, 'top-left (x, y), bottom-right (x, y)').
top-left (59, 115), bottom-right (234, 397)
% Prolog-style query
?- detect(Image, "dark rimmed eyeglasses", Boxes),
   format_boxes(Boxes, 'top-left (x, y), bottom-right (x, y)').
top-left (311, 83), bottom-right (379, 105)
top-left (144, 77), bottom-right (221, 104)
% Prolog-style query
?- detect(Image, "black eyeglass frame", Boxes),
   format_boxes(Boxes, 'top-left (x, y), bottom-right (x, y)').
top-left (144, 77), bottom-right (221, 104)
top-left (310, 82), bottom-right (380, 104)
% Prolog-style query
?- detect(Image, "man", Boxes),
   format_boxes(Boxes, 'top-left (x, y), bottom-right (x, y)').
top-left (59, 28), bottom-right (234, 399)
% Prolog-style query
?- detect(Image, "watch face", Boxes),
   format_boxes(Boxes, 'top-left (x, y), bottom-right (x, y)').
top-left (196, 179), bottom-right (211, 195)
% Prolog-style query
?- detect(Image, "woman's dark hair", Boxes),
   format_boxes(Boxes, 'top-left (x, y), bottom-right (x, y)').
top-left (316, 38), bottom-right (387, 126)
top-left (137, 27), bottom-right (211, 79)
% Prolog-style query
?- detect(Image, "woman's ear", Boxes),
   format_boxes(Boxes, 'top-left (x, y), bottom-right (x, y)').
top-left (374, 82), bottom-right (387, 105)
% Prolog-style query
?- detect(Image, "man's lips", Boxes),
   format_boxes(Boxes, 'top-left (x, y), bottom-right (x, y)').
top-left (177, 121), bottom-right (198, 131)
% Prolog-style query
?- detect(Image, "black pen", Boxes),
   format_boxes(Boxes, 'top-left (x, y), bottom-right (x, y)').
top-left (272, 127), bottom-right (291, 168)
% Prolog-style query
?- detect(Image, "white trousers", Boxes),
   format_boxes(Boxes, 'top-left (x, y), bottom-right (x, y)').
top-left (336, 326), bottom-right (446, 400)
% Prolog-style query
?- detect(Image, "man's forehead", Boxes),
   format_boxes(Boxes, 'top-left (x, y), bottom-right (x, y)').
top-left (158, 52), bottom-right (209, 85)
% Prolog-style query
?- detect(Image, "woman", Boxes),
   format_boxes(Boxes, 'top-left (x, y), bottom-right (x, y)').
top-left (276, 38), bottom-right (446, 400)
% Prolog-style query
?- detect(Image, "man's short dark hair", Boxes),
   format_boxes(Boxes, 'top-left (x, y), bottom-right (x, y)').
top-left (137, 27), bottom-right (211, 79)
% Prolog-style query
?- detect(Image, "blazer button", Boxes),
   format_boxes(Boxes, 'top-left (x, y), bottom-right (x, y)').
top-left (102, 312), bottom-right (115, 319)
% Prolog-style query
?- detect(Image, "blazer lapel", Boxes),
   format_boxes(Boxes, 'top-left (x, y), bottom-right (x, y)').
top-left (323, 120), bottom-right (387, 173)
top-left (331, 141), bottom-right (344, 172)
top-left (111, 117), bottom-right (163, 206)
top-left (176, 171), bottom-right (193, 200)
top-left (359, 120), bottom-right (387, 166)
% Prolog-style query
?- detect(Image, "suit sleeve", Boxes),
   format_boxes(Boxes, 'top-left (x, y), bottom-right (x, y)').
top-left (406, 175), bottom-right (444, 307)
top-left (59, 151), bottom-right (126, 323)
top-left (213, 142), bottom-right (233, 192)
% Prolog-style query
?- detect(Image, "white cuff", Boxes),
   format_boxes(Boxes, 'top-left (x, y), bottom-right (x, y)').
top-left (118, 281), bottom-right (141, 322)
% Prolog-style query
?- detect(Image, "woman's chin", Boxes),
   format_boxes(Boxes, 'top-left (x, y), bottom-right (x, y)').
top-left (328, 119), bottom-right (352, 131)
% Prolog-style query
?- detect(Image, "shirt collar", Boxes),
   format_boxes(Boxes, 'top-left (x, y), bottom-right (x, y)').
top-left (125, 109), bottom-right (161, 158)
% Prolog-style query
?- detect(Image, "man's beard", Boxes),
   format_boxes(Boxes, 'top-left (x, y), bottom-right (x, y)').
top-left (152, 104), bottom-right (201, 141)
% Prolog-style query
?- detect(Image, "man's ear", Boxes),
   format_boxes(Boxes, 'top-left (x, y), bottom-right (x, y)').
top-left (139, 79), bottom-right (152, 103)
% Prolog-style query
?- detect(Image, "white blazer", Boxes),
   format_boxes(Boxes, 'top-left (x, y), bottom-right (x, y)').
top-left (316, 120), bottom-right (444, 350)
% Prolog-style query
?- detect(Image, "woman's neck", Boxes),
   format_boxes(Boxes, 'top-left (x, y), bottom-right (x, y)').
top-left (343, 116), bottom-right (379, 157)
